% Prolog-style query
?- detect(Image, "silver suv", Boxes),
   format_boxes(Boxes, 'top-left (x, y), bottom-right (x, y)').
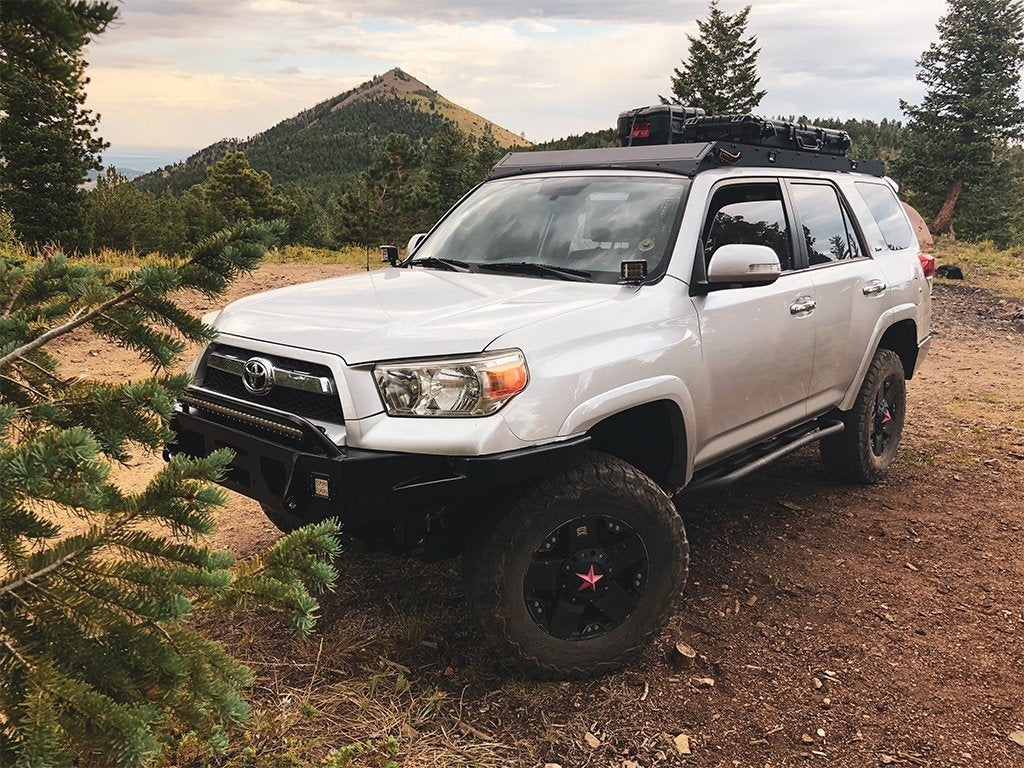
top-left (171, 120), bottom-right (933, 679)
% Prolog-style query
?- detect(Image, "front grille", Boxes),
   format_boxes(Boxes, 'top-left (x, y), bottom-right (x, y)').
top-left (199, 345), bottom-right (345, 423)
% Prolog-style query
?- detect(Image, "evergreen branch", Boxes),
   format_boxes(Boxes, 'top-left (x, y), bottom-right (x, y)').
top-left (2, 272), bottom-right (30, 318)
top-left (12, 353), bottom-right (65, 384)
top-left (1, 637), bottom-right (32, 670)
top-left (0, 284), bottom-right (142, 372)
top-left (0, 548), bottom-right (86, 598)
top-left (0, 372), bottom-right (46, 400)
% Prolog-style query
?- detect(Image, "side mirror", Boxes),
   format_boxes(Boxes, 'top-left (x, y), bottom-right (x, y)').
top-left (706, 244), bottom-right (782, 286)
top-left (379, 244), bottom-right (399, 266)
top-left (407, 233), bottom-right (427, 255)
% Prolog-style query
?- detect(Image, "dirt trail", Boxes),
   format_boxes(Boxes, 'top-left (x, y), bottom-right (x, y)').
top-left (53, 269), bottom-right (1024, 766)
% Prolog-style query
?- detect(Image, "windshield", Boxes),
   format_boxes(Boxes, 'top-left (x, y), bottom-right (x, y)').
top-left (411, 175), bottom-right (690, 284)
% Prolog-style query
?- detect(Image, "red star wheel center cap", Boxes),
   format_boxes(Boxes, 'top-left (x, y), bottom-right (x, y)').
top-left (882, 409), bottom-right (892, 424)
top-left (576, 564), bottom-right (604, 592)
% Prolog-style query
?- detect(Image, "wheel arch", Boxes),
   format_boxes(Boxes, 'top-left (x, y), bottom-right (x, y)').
top-left (559, 376), bottom-right (695, 491)
top-left (877, 319), bottom-right (919, 380)
top-left (579, 398), bottom-right (690, 493)
top-left (839, 311), bottom-right (919, 411)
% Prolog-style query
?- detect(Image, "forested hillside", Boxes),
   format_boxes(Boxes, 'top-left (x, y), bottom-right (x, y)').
top-left (136, 68), bottom-right (528, 194)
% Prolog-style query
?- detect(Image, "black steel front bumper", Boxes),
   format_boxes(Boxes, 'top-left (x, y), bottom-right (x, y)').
top-left (167, 387), bottom-right (589, 527)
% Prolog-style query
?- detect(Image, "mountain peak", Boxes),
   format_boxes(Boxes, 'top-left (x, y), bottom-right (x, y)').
top-left (134, 67), bottom-right (528, 194)
top-left (322, 67), bottom-right (527, 148)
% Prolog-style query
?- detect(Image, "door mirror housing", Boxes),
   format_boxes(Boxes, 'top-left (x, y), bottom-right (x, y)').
top-left (706, 244), bottom-right (782, 286)
top-left (407, 233), bottom-right (427, 255)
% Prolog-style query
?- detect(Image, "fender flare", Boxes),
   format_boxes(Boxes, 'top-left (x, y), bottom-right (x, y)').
top-left (558, 375), bottom-right (697, 484)
top-left (839, 304), bottom-right (917, 411)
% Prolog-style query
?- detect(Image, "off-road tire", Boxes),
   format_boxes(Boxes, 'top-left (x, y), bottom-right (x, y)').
top-left (260, 502), bottom-right (303, 533)
top-left (820, 348), bottom-right (906, 484)
top-left (462, 452), bottom-right (689, 680)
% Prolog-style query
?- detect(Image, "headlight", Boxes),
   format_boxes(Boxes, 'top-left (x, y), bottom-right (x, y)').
top-left (374, 350), bottom-right (528, 417)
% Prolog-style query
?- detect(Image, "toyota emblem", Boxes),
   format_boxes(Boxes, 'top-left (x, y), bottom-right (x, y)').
top-left (242, 357), bottom-right (275, 395)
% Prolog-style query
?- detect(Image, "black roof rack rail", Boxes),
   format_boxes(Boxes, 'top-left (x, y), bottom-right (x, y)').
top-left (488, 141), bottom-right (884, 180)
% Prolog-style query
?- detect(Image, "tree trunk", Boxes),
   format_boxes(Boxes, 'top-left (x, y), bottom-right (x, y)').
top-left (931, 178), bottom-right (964, 237)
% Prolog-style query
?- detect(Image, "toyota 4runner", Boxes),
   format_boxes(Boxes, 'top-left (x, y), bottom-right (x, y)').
top-left (170, 111), bottom-right (933, 679)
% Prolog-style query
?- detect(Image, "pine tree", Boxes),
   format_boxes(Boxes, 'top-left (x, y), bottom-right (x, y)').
top-left (424, 123), bottom-right (473, 220)
top-left (338, 134), bottom-right (424, 247)
top-left (0, 0), bottom-right (118, 246)
top-left (0, 221), bottom-right (340, 766)
top-left (662, 0), bottom-right (766, 114)
top-left (83, 168), bottom-right (164, 253)
top-left (469, 134), bottom-right (504, 189)
top-left (200, 151), bottom-right (295, 223)
top-left (892, 0), bottom-right (1024, 237)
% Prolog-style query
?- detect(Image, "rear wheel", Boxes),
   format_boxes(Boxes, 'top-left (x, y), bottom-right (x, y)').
top-left (820, 348), bottom-right (906, 484)
top-left (463, 453), bottom-right (688, 679)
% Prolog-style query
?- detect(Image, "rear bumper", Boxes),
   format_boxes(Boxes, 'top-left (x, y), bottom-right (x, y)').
top-left (167, 388), bottom-right (588, 528)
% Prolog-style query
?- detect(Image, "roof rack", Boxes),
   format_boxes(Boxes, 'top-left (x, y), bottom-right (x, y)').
top-left (488, 141), bottom-right (884, 180)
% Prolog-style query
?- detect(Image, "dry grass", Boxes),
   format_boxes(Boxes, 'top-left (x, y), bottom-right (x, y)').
top-left (264, 245), bottom-right (376, 269)
top-left (79, 244), bottom-right (374, 270)
top-left (164, 571), bottom-right (516, 768)
top-left (933, 238), bottom-right (1024, 300)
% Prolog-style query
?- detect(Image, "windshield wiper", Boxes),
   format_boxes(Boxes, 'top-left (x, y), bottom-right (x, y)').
top-left (407, 256), bottom-right (472, 273)
top-left (477, 262), bottom-right (594, 282)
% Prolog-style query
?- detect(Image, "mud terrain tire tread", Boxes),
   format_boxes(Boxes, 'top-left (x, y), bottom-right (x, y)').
top-left (463, 452), bottom-right (689, 680)
top-left (820, 348), bottom-right (906, 484)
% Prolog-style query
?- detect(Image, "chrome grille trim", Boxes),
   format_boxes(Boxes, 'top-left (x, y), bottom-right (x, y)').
top-left (206, 351), bottom-right (335, 395)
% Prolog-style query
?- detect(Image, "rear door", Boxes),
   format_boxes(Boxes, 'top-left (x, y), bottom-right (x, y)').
top-left (784, 179), bottom-right (888, 415)
top-left (690, 180), bottom-right (816, 467)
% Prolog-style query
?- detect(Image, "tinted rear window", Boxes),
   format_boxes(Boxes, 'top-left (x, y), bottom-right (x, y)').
top-left (855, 183), bottom-right (915, 251)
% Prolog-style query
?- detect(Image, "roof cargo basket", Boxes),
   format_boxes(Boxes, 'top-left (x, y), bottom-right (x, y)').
top-left (681, 114), bottom-right (852, 156)
top-left (617, 105), bottom-right (706, 146)
top-left (618, 107), bottom-right (853, 157)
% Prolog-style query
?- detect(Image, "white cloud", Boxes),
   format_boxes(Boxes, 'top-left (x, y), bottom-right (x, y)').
top-left (87, 67), bottom-right (367, 146)
top-left (84, 0), bottom-right (948, 152)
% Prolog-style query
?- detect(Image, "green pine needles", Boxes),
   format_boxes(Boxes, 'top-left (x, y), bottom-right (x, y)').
top-left (0, 220), bottom-right (341, 766)
top-left (661, 0), bottom-right (766, 115)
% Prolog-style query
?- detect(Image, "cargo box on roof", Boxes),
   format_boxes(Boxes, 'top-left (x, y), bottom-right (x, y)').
top-left (617, 105), bottom-right (706, 146)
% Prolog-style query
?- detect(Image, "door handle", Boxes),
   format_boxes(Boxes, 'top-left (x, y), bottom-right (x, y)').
top-left (790, 296), bottom-right (816, 316)
top-left (862, 280), bottom-right (887, 296)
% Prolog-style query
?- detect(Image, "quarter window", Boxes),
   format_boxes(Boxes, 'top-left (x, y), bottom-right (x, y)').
top-left (703, 183), bottom-right (793, 271)
top-left (855, 182), bottom-right (915, 251)
top-left (790, 184), bottom-right (862, 265)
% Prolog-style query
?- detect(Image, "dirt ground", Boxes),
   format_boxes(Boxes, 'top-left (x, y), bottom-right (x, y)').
top-left (54, 267), bottom-right (1024, 767)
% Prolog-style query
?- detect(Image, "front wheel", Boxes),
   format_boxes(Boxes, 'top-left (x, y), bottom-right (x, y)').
top-left (820, 348), bottom-right (906, 484)
top-left (462, 453), bottom-right (689, 680)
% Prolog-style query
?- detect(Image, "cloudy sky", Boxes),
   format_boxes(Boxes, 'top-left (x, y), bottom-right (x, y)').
top-left (85, 0), bottom-right (948, 168)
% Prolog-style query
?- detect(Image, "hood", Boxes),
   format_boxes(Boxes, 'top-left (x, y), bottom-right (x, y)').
top-left (213, 267), bottom-right (620, 364)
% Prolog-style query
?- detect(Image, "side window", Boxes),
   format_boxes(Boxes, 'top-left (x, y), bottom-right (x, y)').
top-left (703, 183), bottom-right (793, 271)
top-left (790, 183), bottom-right (863, 265)
top-left (855, 182), bottom-right (915, 251)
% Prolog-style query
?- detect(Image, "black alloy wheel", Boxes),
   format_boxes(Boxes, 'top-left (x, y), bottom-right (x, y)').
top-left (871, 374), bottom-right (902, 457)
top-left (462, 452), bottom-right (688, 679)
top-left (524, 514), bottom-right (649, 641)
top-left (820, 347), bottom-right (906, 484)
